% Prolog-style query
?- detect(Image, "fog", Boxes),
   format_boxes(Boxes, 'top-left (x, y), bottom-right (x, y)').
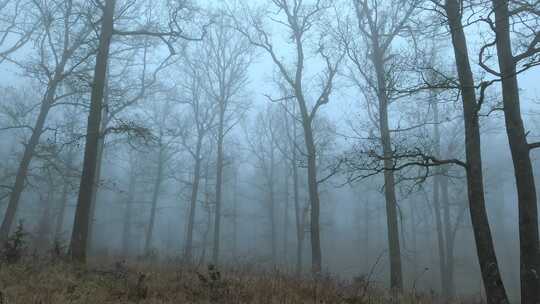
top-left (0, 0), bottom-right (539, 302)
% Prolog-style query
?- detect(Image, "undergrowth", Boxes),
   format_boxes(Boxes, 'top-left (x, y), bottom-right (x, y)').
top-left (0, 228), bottom-right (462, 304)
top-left (0, 259), bottom-right (451, 304)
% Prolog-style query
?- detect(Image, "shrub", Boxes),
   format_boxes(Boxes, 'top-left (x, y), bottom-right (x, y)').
top-left (1, 221), bottom-right (27, 264)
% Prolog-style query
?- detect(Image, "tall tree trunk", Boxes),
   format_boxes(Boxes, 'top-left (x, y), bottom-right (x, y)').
top-left (364, 201), bottom-right (371, 272)
top-left (55, 149), bottom-right (74, 240)
top-left (269, 144), bottom-right (277, 267)
top-left (184, 137), bottom-right (203, 263)
top-left (432, 171), bottom-right (447, 295)
top-left (432, 97), bottom-right (449, 296)
top-left (212, 109), bottom-right (225, 265)
top-left (441, 171), bottom-right (455, 297)
top-left (292, 141), bottom-right (304, 276)
top-left (87, 99), bottom-right (109, 254)
top-left (55, 178), bottom-right (69, 240)
top-left (491, 2), bottom-right (540, 304)
top-left (0, 80), bottom-right (60, 243)
top-left (232, 166), bottom-right (238, 260)
top-left (372, 46), bottom-right (403, 291)
top-left (444, 1), bottom-right (509, 302)
top-left (200, 161), bottom-right (212, 266)
top-left (36, 177), bottom-right (55, 250)
top-left (293, 85), bottom-right (322, 275)
top-left (409, 199), bottom-right (418, 278)
top-left (286, 100), bottom-right (307, 276)
top-left (121, 164), bottom-right (136, 257)
top-left (144, 144), bottom-right (164, 256)
top-left (283, 167), bottom-right (290, 266)
top-left (70, 0), bottom-right (115, 263)
top-left (303, 122), bottom-right (322, 275)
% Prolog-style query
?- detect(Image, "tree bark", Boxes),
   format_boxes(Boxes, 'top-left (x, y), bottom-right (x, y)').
top-left (292, 139), bottom-right (304, 276)
top-left (212, 109), bottom-right (225, 265)
top-left (36, 177), bottom-right (55, 250)
top-left (372, 45), bottom-right (403, 291)
top-left (291, 87), bottom-right (323, 275)
top-left (55, 177), bottom-right (70, 240)
top-left (144, 143), bottom-right (165, 256)
top-left (302, 121), bottom-right (322, 275)
top-left (269, 148), bottom-right (277, 267)
top-left (432, 172), bottom-right (448, 295)
top-left (184, 136), bottom-right (203, 263)
top-left (444, 1), bottom-right (509, 302)
top-left (70, 0), bottom-right (115, 263)
top-left (232, 166), bottom-right (238, 260)
top-left (491, 2), bottom-right (540, 304)
top-left (290, 29), bottom-right (323, 274)
top-left (441, 170), bottom-right (455, 297)
top-left (200, 160), bottom-right (212, 266)
top-left (432, 97), bottom-right (449, 296)
top-left (87, 95), bottom-right (109, 254)
top-left (282, 167), bottom-right (290, 266)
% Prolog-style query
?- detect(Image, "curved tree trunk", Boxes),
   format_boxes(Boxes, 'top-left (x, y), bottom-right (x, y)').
top-left (491, 2), bottom-right (540, 304)
top-left (0, 77), bottom-right (62, 244)
top-left (0, 102), bottom-right (50, 244)
top-left (444, 1), bottom-right (509, 302)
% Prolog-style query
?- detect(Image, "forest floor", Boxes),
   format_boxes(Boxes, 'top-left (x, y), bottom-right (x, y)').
top-left (0, 257), bottom-right (450, 304)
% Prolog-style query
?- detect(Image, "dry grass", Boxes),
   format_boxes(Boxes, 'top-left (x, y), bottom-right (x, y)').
top-left (0, 258), bottom-right (444, 304)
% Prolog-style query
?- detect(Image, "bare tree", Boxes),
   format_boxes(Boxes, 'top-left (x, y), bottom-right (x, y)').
top-left (137, 95), bottom-right (184, 257)
top-left (425, 47), bottom-right (462, 297)
top-left (341, 0), bottom-right (423, 290)
top-left (70, 0), bottom-right (204, 262)
top-left (480, 2), bottom-right (540, 302)
top-left (175, 52), bottom-right (218, 263)
top-left (273, 96), bottom-right (309, 275)
top-left (434, 0), bottom-right (509, 302)
top-left (0, 0), bottom-right (37, 62)
top-left (87, 40), bottom-right (175, 253)
top-left (235, 0), bottom-right (342, 275)
top-left (0, 0), bottom-right (94, 245)
top-left (192, 15), bottom-right (252, 266)
top-left (246, 104), bottom-right (281, 266)
top-left (70, 0), bottom-right (116, 262)
top-left (48, 106), bottom-right (83, 242)
top-left (121, 151), bottom-right (138, 257)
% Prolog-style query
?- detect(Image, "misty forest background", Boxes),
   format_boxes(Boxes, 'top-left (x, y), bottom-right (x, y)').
top-left (0, 0), bottom-right (540, 302)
